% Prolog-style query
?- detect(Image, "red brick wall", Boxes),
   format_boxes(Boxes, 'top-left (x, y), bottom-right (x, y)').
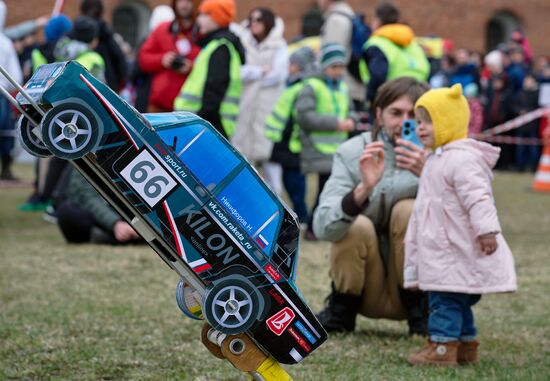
top-left (4, 0), bottom-right (549, 57)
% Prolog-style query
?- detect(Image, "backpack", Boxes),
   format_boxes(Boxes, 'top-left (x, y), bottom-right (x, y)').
top-left (349, 13), bottom-right (371, 60)
top-left (329, 11), bottom-right (371, 82)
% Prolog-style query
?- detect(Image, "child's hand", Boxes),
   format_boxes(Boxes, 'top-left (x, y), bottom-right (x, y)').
top-left (337, 119), bottom-right (355, 132)
top-left (479, 233), bottom-right (498, 255)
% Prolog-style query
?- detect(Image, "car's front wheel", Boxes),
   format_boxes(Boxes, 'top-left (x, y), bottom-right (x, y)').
top-left (40, 102), bottom-right (101, 160)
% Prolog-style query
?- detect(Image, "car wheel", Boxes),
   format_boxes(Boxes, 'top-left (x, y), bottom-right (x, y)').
top-left (203, 275), bottom-right (260, 335)
top-left (40, 102), bottom-right (101, 160)
top-left (17, 115), bottom-right (52, 158)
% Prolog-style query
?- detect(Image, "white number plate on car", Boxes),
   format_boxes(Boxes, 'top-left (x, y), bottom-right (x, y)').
top-left (120, 150), bottom-right (177, 207)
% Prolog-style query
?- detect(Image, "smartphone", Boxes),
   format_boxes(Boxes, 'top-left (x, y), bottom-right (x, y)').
top-left (401, 119), bottom-right (423, 148)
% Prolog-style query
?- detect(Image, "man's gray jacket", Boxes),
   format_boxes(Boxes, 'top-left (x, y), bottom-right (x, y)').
top-left (313, 132), bottom-right (419, 241)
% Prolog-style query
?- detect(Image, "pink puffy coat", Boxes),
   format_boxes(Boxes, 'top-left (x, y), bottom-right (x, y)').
top-left (404, 139), bottom-right (517, 294)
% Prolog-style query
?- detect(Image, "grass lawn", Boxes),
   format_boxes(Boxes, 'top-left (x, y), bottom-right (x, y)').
top-left (1, 163), bottom-right (549, 381)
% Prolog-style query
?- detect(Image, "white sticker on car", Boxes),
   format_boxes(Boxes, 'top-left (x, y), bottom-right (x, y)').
top-left (121, 150), bottom-right (177, 207)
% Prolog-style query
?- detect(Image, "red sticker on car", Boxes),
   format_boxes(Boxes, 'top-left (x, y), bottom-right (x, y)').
top-left (288, 327), bottom-right (311, 352)
top-left (266, 307), bottom-right (295, 336)
top-left (264, 264), bottom-right (281, 282)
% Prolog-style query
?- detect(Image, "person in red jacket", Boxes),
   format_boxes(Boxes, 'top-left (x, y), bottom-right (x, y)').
top-left (138, 0), bottom-right (201, 112)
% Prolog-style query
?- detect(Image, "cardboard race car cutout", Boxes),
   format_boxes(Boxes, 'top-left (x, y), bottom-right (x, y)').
top-left (0, 61), bottom-right (327, 373)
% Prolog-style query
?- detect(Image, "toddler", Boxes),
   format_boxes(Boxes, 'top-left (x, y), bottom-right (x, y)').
top-left (404, 84), bottom-right (517, 366)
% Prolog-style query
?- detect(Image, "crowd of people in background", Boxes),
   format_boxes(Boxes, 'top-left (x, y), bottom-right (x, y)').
top-left (0, 0), bottom-right (533, 367)
top-left (1, 0), bottom-right (546, 202)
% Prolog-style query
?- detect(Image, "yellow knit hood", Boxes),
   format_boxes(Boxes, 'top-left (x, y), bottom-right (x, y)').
top-left (415, 84), bottom-right (470, 149)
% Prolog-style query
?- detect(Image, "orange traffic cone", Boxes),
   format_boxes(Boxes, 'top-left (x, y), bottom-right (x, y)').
top-left (533, 139), bottom-right (550, 192)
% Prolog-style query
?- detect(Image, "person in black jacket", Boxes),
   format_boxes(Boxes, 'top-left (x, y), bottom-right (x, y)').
top-left (513, 73), bottom-right (542, 172)
top-left (80, 0), bottom-right (128, 91)
top-left (483, 73), bottom-right (515, 170)
top-left (173, 0), bottom-right (245, 139)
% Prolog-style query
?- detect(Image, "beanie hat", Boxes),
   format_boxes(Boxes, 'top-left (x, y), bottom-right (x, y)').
top-left (319, 42), bottom-right (346, 70)
top-left (44, 15), bottom-right (73, 42)
top-left (484, 50), bottom-right (503, 71)
top-left (290, 46), bottom-right (315, 71)
top-left (70, 16), bottom-right (98, 44)
top-left (149, 5), bottom-right (174, 30)
top-left (415, 84), bottom-right (470, 149)
top-left (199, 0), bottom-right (235, 28)
top-left (463, 82), bottom-right (479, 98)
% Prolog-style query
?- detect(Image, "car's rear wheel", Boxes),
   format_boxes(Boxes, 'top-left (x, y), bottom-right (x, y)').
top-left (203, 275), bottom-right (260, 335)
top-left (40, 102), bottom-right (101, 160)
top-left (17, 115), bottom-right (52, 158)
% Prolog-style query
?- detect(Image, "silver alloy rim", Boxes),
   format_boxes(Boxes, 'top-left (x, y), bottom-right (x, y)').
top-left (47, 109), bottom-right (92, 153)
top-left (210, 285), bottom-right (253, 329)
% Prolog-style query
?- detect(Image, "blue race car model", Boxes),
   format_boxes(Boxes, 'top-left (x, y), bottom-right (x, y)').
top-left (7, 61), bottom-right (327, 365)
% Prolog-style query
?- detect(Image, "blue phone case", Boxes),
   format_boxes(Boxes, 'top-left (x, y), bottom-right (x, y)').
top-left (401, 119), bottom-right (423, 148)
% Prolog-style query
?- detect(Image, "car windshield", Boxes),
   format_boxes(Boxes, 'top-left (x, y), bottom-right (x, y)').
top-left (156, 123), bottom-right (281, 256)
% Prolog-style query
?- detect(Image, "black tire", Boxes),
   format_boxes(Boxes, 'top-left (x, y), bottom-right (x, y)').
top-left (203, 275), bottom-right (261, 335)
top-left (40, 102), bottom-right (101, 160)
top-left (17, 115), bottom-right (52, 158)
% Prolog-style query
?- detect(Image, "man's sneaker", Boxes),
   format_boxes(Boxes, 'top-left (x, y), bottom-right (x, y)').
top-left (18, 197), bottom-right (52, 212)
top-left (42, 205), bottom-right (58, 224)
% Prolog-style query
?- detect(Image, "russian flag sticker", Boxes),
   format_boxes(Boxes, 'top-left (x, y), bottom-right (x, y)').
top-left (256, 233), bottom-right (269, 248)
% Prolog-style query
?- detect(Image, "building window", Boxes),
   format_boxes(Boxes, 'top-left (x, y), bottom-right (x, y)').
top-left (112, 1), bottom-right (151, 49)
top-left (486, 10), bottom-right (521, 52)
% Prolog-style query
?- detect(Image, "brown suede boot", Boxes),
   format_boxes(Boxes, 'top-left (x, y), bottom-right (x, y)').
top-left (457, 340), bottom-right (479, 365)
top-left (408, 339), bottom-right (459, 366)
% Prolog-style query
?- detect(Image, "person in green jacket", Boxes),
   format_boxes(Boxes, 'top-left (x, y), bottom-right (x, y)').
top-left (173, 0), bottom-right (245, 139)
top-left (295, 42), bottom-right (356, 240)
top-left (55, 168), bottom-right (141, 244)
top-left (313, 77), bottom-right (430, 335)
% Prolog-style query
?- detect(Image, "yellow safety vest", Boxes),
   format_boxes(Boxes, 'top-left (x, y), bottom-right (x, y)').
top-left (174, 38), bottom-right (242, 138)
top-left (360, 36), bottom-right (430, 83)
top-left (305, 77), bottom-right (349, 155)
top-left (265, 82), bottom-right (304, 153)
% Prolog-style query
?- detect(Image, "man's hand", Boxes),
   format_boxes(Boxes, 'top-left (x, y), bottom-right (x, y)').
top-left (479, 233), bottom-right (498, 255)
top-left (179, 58), bottom-right (193, 74)
top-left (161, 51), bottom-right (178, 69)
top-left (354, 142), bottom-right (385, 205)
top-left (113, 221), bottom-right (140, 243)
top-left (394, 138), bottom-right (427, 177)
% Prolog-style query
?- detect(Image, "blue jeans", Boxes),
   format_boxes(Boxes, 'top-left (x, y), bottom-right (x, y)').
top-left (0, 97), bottom-right (15, 155)
top-left (282, 167), bottom-right (308, 223)
top-left (515, 129), bottom-right (541, 171)
top-left (428, 291), bottom-right (481, 343)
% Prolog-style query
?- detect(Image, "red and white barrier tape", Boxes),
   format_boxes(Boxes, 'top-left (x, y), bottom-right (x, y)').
top-left (471, 107), bottom-right (550, 145)
top-left (477, 107), bottom-right (550, 137)
top-left (473, 135), bottom-right (543, 145)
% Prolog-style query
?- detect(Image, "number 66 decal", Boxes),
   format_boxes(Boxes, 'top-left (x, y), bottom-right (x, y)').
top-left (121, 150), bottom-right (177, 207)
